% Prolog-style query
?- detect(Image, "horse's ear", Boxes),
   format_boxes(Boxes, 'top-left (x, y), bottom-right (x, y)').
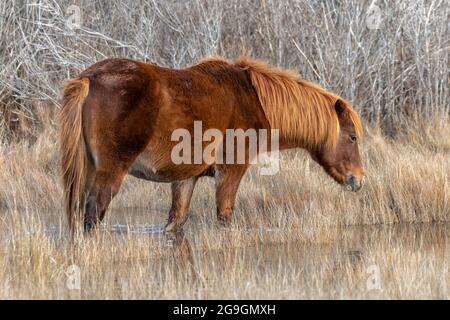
top-left (334, 99), bottom-right (346, 117)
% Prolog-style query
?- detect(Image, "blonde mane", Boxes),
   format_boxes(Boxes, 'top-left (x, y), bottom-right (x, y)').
top-left (233, 56), bottom-right (363, 149)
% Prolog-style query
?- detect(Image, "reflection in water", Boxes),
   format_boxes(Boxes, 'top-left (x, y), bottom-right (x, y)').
top-left (107, 223), bottom-right (197, 273)
top-left (165, 231), bottom-right (198, 283)
top-left (96, 221), bottom-right (450, 269)
top-left (3, 204), bottom-right (450, 298)
top-left (109, 223), bottom-right (165, 234)
top-left (165, 231), bottom-right (194, 261)
top-left (105, 222), bottom-right (450, 297)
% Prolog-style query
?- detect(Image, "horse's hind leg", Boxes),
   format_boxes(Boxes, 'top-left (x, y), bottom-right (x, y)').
top-left (84, 168), bottom-right (127, 233)
top-left (164, 177), bottom-right (198, 233)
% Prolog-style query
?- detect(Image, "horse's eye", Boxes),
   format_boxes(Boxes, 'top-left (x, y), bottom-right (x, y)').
top-left (350, 135), bottom-right (357, 143)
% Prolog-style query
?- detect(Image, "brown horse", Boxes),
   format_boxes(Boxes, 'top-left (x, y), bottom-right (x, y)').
top-left (59, 56), bottom-right (364, 234)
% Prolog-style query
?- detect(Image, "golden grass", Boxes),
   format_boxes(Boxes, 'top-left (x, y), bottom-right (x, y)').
top-left (1, 110), bottom-right (450, 299)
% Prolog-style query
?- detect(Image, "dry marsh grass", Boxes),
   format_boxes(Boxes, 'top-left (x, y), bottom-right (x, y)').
top-left (1, 0), bottom-right (448, 136)
top-left (1, 112), bottom-right (450, 299)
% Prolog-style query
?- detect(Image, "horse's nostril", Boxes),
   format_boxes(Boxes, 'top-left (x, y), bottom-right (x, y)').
top-left (347, 175), bottom-right (358, 192)
top-left (348, 175), bottom-right (356, 184)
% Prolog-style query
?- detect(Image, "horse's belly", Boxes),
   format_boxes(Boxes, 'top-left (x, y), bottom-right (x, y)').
top-left (128, 147), bottom-right (208, 182)
top-left (128, 157), bottom-right (168, 182)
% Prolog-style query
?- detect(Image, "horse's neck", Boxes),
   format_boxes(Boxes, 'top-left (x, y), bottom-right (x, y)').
top-left (278, 136), bottom-right (308, 151)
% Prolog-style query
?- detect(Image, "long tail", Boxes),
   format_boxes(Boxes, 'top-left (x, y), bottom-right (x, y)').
top-left (59, 77), bottom-right (91, 233)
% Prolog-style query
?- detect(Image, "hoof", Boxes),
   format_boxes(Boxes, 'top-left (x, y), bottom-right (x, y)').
top-left (84, 221), bottom-right (95, 234)
top-left (164, 221), bottom-right (184, 233)
top-left (216, 215), bottom-right (232, 227)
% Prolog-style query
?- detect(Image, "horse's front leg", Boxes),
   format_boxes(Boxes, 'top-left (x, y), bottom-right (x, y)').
top-left (214, 164), bottom-right (249, 225)
top-left (164, 177), bottom-right (198, 232)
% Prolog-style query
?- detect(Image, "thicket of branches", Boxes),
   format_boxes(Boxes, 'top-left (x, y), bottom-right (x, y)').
top-left (0, 0), bottom-right (448, 137)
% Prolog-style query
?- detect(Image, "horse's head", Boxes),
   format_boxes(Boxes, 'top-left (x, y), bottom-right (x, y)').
top-left (311, 100), bottom-right (364, 192)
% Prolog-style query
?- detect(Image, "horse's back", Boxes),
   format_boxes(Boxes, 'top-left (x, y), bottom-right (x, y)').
top-left (78, 57), bottom-right (268, 182)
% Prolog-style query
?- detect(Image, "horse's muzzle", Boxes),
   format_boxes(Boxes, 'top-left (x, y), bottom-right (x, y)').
top-left (346, 174), bottom-right (364, 192)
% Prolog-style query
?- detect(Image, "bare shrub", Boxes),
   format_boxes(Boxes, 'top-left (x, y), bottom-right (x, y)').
top-left (0, 0), bottom-right (448, 137)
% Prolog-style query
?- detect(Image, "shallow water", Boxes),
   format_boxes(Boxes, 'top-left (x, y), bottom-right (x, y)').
top-left (2, 206), bottom-right (450, 299)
